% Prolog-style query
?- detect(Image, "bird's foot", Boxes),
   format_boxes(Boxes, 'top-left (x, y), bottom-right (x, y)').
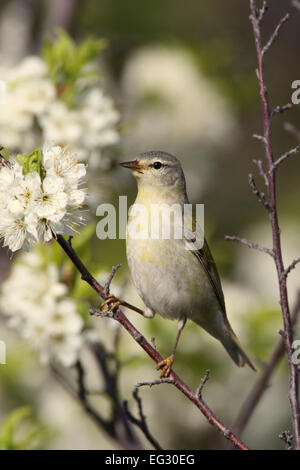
top-left (155, 354), bottom-right (174, 378)
top-left (100, 294), bottom-right (122, 313)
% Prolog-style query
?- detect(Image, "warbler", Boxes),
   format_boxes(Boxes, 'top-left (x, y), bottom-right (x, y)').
top-left (118, 151), bottom-right (255, 377)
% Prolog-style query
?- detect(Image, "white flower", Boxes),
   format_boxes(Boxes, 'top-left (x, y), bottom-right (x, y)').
top-left (0, 249), bottom-right (83, 367)
top-left (42, 144), bottom-right (86, 185)
top-left (40, 102), bottom-right (83, 147)
top-left (14, 79), bottom-right (55, 115)
top-left (0, 210), bottom-right (28, 251)
top-left (7, 56), bottom-right (48, 82)
top-left (0, 145), bottom-right (87, 251)
top-left (34, 175), bottom-right (67, 218)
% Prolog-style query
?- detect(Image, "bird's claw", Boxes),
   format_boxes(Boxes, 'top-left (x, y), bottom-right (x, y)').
top-left (100, 294), bottom-right (121, 313)
top-left (155, 355), bottom-right (174, 378)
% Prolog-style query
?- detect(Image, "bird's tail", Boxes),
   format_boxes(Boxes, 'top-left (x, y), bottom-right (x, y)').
top-left (221, 321), bottom-right (256, 371)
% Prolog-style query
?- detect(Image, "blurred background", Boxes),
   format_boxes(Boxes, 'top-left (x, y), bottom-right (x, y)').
top-left (0, 0), bottom-right (300, 450)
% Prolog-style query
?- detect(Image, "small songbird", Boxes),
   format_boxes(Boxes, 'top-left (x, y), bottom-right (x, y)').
top-left (118, 151), bottom-right (255, 377)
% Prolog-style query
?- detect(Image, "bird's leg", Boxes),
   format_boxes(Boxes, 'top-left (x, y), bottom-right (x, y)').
top-left (100, 295), bottom-right (154, 318)
top-left (156, 316), bottom-right (187, 378)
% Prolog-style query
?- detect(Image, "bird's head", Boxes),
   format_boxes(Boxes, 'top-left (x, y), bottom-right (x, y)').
top-left (120, 151), bottom-right (186, 195)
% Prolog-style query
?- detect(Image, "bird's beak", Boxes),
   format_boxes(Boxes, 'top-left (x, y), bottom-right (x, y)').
top-left (120, 159), bottom-right (146, 173)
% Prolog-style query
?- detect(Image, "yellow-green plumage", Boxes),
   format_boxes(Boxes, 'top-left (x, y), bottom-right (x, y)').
top-left (122, 151), bottom-right (255, 371)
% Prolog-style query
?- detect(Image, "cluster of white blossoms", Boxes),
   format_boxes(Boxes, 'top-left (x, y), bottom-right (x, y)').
top-left (0, 55), bottom-right (120, 163)
top-left (0, 250), bottom-right (83, 367)
top-left (0, 144), bottom-right (86, 252)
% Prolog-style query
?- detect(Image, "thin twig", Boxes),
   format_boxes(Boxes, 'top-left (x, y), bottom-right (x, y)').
top-left (281, 258), bottom-right (300, 280)
top-left (104, 264), bottom-right (122, 295)
top-left (124, 389), bottom-right (163, 450)
top-left (272, 146), bottom-right (300, 170)
top-left (233, 292), bottom-right (300, 437)
top-left (258, 1), bottom-right (268, 23)
top-left (246, 2), bottom-right (300, 446)
top-left (55, 234), bottom-right (250, 450)
top-left (248, 173), bottom-right (270, 210)
top-left (261, 13), bottom-right (289, 56)
top-left (196, 370), bottom-right (210, 399)
top-left (271, 103), bottom-right (293, 118)
top-left (137, 378), bottom-right (176, 388)
top-left (253, 134), bottom-right (267, 144)
top-left (225, 235), bottom-right (274, 257)
top-left (279, 430), bottom-right (294, 450)
top-left (253, 159), bottom-right (268, 186)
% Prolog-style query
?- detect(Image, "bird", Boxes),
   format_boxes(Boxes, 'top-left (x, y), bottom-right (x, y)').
top-left (102, 150), bottom-right (255, 377)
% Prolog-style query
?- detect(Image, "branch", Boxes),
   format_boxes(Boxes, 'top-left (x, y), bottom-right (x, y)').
top-left (55, 234), bottom-right (249, 450)
top-left (248, 173), bottom-right (270, 210)
top-left (271, 103), bottom-right (293, 118)
top-left (272, 146), bottom-right (300, 170)
top-left (281, 258), bottom-right (300, 280)
top-left (104, 264), bottom-right (122, 296)
top-left (279, 430), bottom-right (294, 450)
top-left (253, 159), bottom-right (269, 187)
top-left (51, 341), bottom-right (140, 448)
top-left (249, 0), bottom-right (300, 448)
top-left (196, 370), bottom-right (210, 399)
top-left (124, 389), bottom-right (163, 450)
top-left (261, 13), bottom-right (289, 56)
top-left (225, 235), bottom-right (274, 257)
top-left (233, 292), bottom-right (300, 437)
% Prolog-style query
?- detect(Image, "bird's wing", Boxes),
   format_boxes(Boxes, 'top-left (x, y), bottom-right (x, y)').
top-left (183, 214), bottom-right (226, 313)
top-left (191, 239), bottom-right (226, 313)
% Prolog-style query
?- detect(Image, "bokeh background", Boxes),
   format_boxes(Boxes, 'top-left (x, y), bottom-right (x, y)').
top-left (0, 0), bottom-right (300, 450)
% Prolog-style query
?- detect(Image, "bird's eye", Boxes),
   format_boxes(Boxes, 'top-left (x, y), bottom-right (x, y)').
top-left (153, 161), bottom-right (162, 169)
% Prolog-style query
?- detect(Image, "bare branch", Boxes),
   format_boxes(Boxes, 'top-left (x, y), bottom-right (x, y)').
top-left (282, 258), bottom-right (300, 280)
top-left (124, 389), bottom-right (163, 450)
top-left (258, 1), bottom-right (268, 23)
top-left (104, 264), bottom-right (122, 296)
top-left (271, 103), bottom-right (293, 118)
top-left (248, 173), bottom-right (271, 210)
top-left (233, 292), bottom-right (300, 438)
top-left (225, 235), bottom-right (274, 257)
top-left (196, 370), bottom-right (210, 399)
top-left (253, 133), bottom-right (267, 144)
top-left (279, 430), bottom-right (294, 450)
top-left (262, 13), bottom-right (289, 56)
top-left (137, 378), bottom-right (176, 388)
top-left (272, 146), bottom-right (300, 170)
top-left (253, 159), bottom-right (269, 186)
top-left (247, 1), bottom-right (300, 447)
top-left (55, 234), bottom-right (249, 449)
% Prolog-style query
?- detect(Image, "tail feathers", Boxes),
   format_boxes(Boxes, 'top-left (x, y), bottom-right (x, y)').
top-left (222, 327), bottom-right (256, 372)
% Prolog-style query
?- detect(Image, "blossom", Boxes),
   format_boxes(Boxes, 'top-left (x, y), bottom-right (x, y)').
top-left (0, 52), bottom-right (120, 166)
top-left (0, 56), bottom-right (55, 152)
top-left (0, 144), bottom-right (86, 252)
top-left (0, 249), bottom-right (83, 367)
